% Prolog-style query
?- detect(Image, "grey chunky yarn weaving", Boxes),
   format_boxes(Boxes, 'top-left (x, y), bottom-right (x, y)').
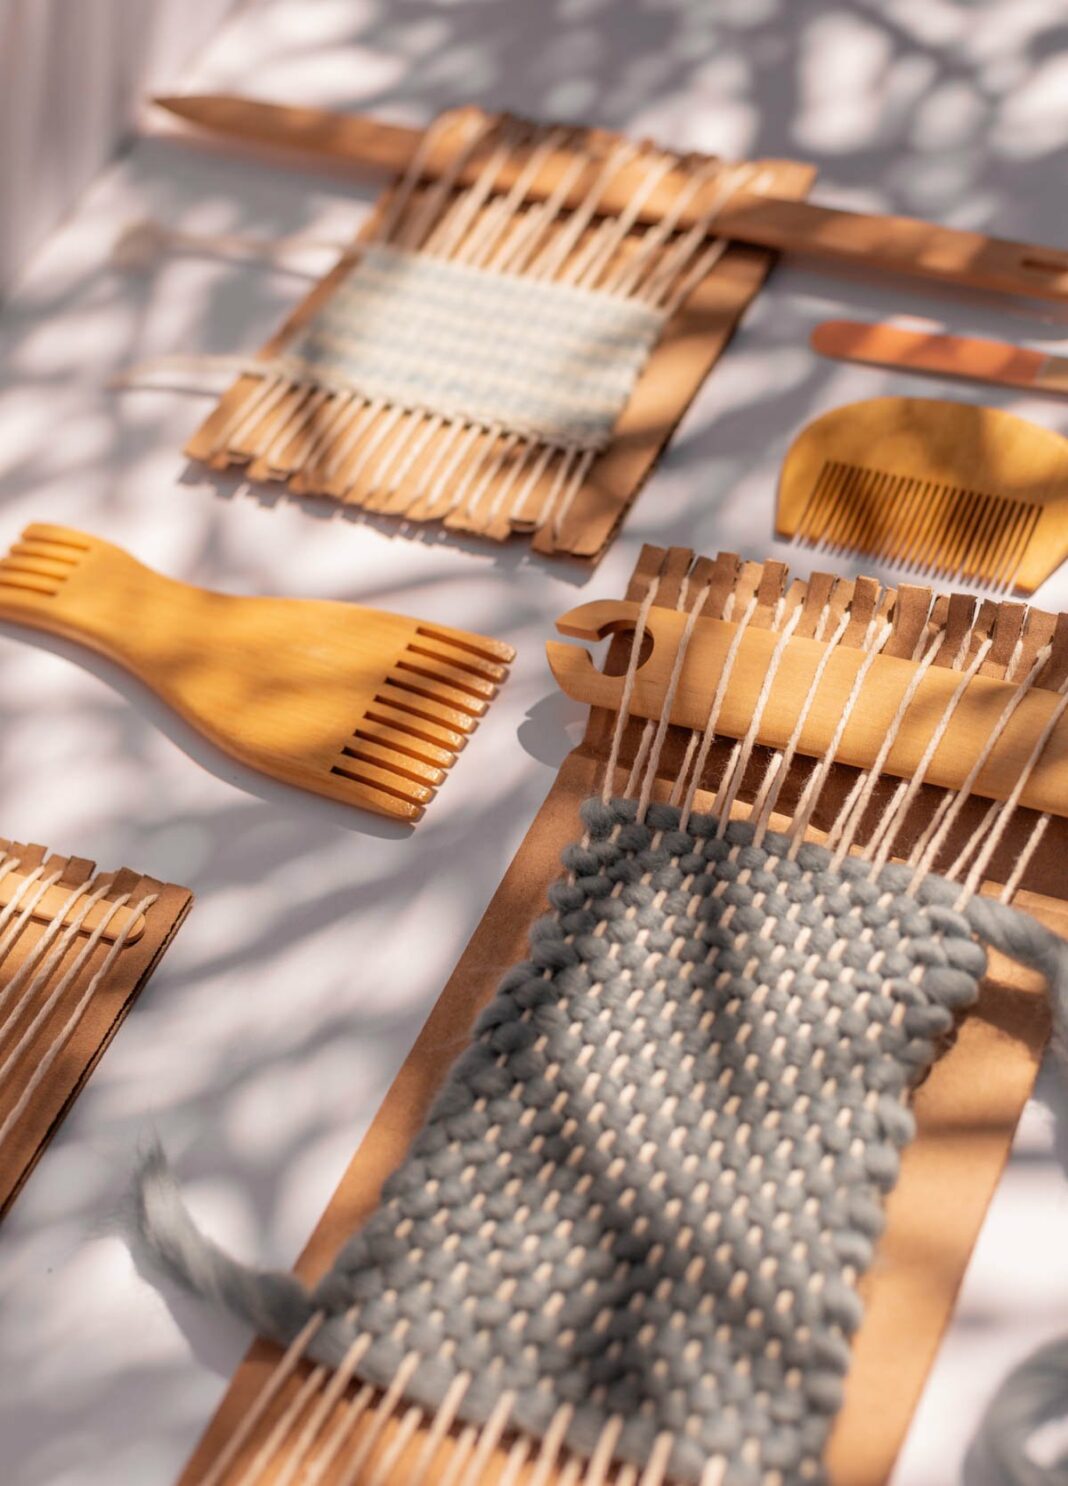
top-left (137, 797), bottom-right (1068, 1484)
top-left (305, 799), bottom-right (986, 1483)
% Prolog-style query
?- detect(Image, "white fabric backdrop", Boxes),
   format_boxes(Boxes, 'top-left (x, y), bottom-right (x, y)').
top-left (0, 2), bottom-right (1067, 1483)
top-left (0, 0), bottom-right (245, 297)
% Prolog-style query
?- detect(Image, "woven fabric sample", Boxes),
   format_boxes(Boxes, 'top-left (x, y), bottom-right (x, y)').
top-left (284, 245), bottom-right (666, 450)
top-left (184, 108), bottom-right (815, 556)
top-left (305, 797), bottom-right (987, 1484)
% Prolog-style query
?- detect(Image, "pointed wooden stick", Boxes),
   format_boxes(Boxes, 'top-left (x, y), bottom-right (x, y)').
top-left (153, 95), bottom-right (1068, 303)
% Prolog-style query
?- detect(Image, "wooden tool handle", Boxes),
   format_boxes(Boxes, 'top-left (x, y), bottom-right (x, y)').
top-left (811, 319), bottom-right (1046, 383)
top-left (0, 522), bottom-right (411, 720)
top-left (713, 197), bottom-right (1068, 302)
top-left (155, 95), bottom-right (1068, 304)
top-left (547, 600), bottom-right (1068, 816)
top-left (0, 525), bottom-right (197, 684)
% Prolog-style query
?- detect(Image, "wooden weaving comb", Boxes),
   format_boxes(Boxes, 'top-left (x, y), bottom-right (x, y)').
top-left (0, 840), bottom-right (191, 1218)
top-left (174, 548), bottom-right (1068, 1486)
top-left (0, 524), bottom-right (514, 822)
top-left (774, 397), bottom-right (1068, 594)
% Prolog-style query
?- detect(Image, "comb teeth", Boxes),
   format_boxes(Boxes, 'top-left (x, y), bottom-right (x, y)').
top-left (330, 626), bottom-right (512, 816)
top-left (792, 461), bottom-right (1041, 593)
top-left (413, 624), bottom-right (513, 675)
top-left (0, 525), bottom-right (90, 597)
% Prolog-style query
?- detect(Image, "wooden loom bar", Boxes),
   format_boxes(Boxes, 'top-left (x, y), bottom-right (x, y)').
top-left (547, 598), bottom-right (1068, 817)
top-left (0, 868), bottom-right (147, 942)
top-left (155, 94), bottom-right (1068, 303)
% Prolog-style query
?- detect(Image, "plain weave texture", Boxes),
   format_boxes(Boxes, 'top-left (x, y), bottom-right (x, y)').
top-left (284, 244), bottom-right (665, 449)
top-left (310, 799), bottom-right (988, 1484)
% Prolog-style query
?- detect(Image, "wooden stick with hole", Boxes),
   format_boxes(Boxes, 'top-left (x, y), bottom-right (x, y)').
top-left (154, 94), bottom-right (1068, 304)
top-left (547, 596), bottom-right (1068, 812)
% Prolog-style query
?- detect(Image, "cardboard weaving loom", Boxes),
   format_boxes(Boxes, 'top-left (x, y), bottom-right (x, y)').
top-left (182, 105), bottom-right (815, 559)
top-left (0, 840), bottom-right (190, 1217)
top-left (171, 544), bottom-right (1066, 1486)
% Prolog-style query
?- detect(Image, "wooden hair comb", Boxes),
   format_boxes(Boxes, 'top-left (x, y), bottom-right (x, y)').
top-left (0, 839), bottom-right (190, 1217)
top-left (774, 398), bottom-right (1068, 594)
top-left (0, 524), bottom-right (514, 822)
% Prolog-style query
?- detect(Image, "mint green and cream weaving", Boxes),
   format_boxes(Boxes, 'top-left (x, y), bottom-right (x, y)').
top-left (283, 243), bottom-right (665, 451)
top-left (184, 110), bottom-right (773, 555)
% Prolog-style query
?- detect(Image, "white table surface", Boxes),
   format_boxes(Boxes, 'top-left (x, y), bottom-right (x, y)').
top-left (2, 3), bottom-right (1068, 1483)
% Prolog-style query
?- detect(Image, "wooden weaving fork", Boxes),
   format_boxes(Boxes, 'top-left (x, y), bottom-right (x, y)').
top-left (0, 524), bottom-right (514, 822)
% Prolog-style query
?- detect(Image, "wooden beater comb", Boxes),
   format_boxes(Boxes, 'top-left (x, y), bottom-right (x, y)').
top-left (775, 397), bottom-right (1068, 594)
top-left (0, 524), bottom-right (514, 822)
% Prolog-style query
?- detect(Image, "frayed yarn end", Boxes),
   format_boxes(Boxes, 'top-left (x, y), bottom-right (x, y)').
top-left (129, 1138), bottom-right (317, 1346)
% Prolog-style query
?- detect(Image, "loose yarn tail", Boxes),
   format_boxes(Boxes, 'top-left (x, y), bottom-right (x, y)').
top-left (973, 1337), bottom-right (1068, 1486)
top-left (966, 894), bottom-right (1068, 1064)
top-left (131, 1140), bottom-right (318, 1346)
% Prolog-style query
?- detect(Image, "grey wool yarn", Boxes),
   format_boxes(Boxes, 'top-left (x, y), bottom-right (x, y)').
top-left (973, 1336), bottom-right (1068, 1486)
top-left (133, 798), bottom-right (1068, 1486)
